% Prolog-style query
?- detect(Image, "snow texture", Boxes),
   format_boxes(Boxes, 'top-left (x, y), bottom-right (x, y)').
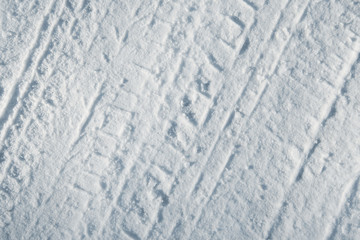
top-left (0, 0), bottom-right (360, 239)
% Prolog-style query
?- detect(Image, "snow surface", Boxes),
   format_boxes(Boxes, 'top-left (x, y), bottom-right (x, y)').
top-left (0, 0), bottom-right (360, 239)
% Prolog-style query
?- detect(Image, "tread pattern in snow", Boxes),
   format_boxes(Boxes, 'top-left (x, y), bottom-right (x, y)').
top-left (0, 0), bottom-right (360, 239)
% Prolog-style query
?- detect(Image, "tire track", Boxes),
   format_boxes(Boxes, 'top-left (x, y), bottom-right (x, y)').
top-left (265, 44), bottom-right (360, 240)
top-left (19, 0), bottom-right (153, 236)
top-left (187, 79), bottom-right (268, 232)
top-left (93, 1), bottom-right (214, 237)
top-left (0, 1), bottom-right (83, 234)
top-left (147, 0), bottom-right (293, 238)
top-left (0, 0), bottom-right (67, 153)
top-left (0, 0), bottom-right (54, 118)
top-left (0, 0), bottom-right (58, 137)
top-left (144, 5), bottom-right (246, 239)
top-left (97, 4), bottom-right (206, 237)
top-left (168, 0), bottom-right (330, 237)
top-left (93, 3), bottom-right (184, 238)
top-left (0, 0), bottom-right (66, 181)
top-left (1, 0), bottom-right (112, 236)
top-left (19, 2), bottom-right (118, 237)
top-left (185, 0), bottom-right (287, 222)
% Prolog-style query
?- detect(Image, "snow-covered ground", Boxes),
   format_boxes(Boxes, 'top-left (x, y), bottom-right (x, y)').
top-left (0, 0), bottom-right (360, 239)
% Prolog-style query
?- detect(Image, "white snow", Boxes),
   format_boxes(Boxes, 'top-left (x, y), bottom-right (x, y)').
top-left (0, 0), bottom-right (360, 239)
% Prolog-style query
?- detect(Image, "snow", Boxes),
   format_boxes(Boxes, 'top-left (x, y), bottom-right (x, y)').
top-left (0, 0), bottom-right (360, 239)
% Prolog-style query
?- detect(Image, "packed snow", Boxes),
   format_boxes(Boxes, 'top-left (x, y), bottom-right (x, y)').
top-left (0, 0), bottom-right (360, 239)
